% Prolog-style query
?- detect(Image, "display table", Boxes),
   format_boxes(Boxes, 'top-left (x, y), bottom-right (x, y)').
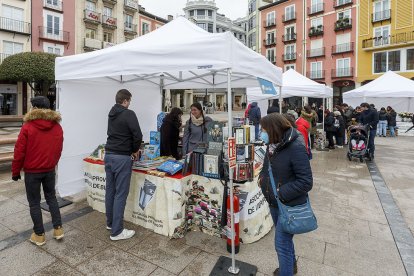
top-left (84, 159), bottom-right (272, 244)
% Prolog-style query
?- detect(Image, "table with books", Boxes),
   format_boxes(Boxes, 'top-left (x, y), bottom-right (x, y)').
top-left (83, 120), bottom-right (273, 244)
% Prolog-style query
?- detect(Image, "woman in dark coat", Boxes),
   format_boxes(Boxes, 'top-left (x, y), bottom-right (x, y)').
top-left (324, 111), bottom-right (337, 149)
top-left (386, 106), bottom-right (397, 137)
top-left (333, 111), bottom-right (345, 147)
top-left (258, 113), bottom-right (313, 276)
top-left (160, 107), bottom-right (183, 160)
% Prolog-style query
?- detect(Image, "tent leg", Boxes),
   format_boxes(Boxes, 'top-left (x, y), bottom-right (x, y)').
top-left (278, 86), bottom-right (282, 114)
top-left (322, 98), bottom-right (326, 150)
top-left (56, 81), bottom-right (60, 111)
top-left (160, 75), bottom-right (165, 112)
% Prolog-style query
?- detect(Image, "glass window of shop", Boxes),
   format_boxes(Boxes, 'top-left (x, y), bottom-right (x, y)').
top-left (407, 49), bottom-right (414, 71)
top-left (0, 85), bottom-right (18, 115)
top-left (374, 50), bottom-right (400, 73)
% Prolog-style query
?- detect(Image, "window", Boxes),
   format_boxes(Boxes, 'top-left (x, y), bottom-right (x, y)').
top-left (310, 62), bottom-right (323, 78)
top-left (1, 5), bottom-right (24, 32)
top-left (85, 28), bottom-right (96, 39)
top-left (103, 32), bottom-right (113, 43)
top-left (373, 0), bottom-right (390, 21)
top-left (374, 25), bottom-right (390, 46)
top-left (336, 33), bottom-right (351, 52)
top-left (208, 23), bottom-right (213, 33)
top-left (311, 18), bottom-right (323, 28)
top-left (189, 10), bottom-right (194, 16)
top-left (310, 39), bottom-right (323, 56)
top-left (336, 58), bottom-right (351, 76)
top-left (3, 41), bottom-right (23, 55)
top-left (46, 14), bottom-right (60, 35)
top-left (407, 49), bottom-right (414, 71)
top-left (142, 22), bottom-right (150, 35)
top-left (47, 46), bottom-right (61, 55)
top-left (337, 9), bottom-right (351, 20)
top-left (196, 23), bottom-right (206, 31)
top-left (85, 1), bottom-right (96, 11)
top-left (197, 9), bottom-right (205, 16)
top-left (285, 64), bottom-right (295, 71)
top-left (266, 11), bottom-right (275, 26)
top-left (311, 0), bottom-right (323, 13)
top-left (285, 26), bottom-right (295, 40)
top-left (388, 50), bottom-right (400, 71)
top-left (103, 7), bottom-right (112, 17)
top-left (266, 48), bottom-right (275, 62)
top-left (248, 33), bottom-right (256, 48)
top-left (208, 10), bottom-right (213, 17)
top-left (374, 52), bottom-right (387, 73)
top-left (285, 44), bottom-right (295, 59)
top-left (249, 0), bottom-right (256, 14)
top-left (266, 31), bottom-right (275, 44)
top-left (285, 5), bottom-right (295, 20)
top-left (125, 14), bottom-right (133, 28)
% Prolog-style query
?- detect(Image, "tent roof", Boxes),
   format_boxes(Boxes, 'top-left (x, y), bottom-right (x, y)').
top-left (55, 17), bottom-right (282, 88)
top-left (343, 71), bottom-right (414, 98)
top-left (282, 69), bottom-right (333, 98)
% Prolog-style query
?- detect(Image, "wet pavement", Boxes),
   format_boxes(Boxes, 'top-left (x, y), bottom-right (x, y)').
top-left (0, 135), bottom-right (413, 275)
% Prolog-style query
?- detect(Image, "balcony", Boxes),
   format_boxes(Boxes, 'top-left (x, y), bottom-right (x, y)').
top-left (84, 38), bottom-right (102, 51)
top-left (263, 38), bottom-right (276, 47)
top-left (84, 10), bottom-right (101, 24)
top-left (0, 53), bottom-right (11, 65)
top-left (307, 70), bottom-right (325, 80)
top-left (282, 33), bottom-right (297, 43)
top-left (38, 26), bottom-right (69, 43)
top-left (282, 12), bottom-right (296, 23)
top-left (308, 3), bottom-right (324, 15)
top-left (102, 0), bottom-right (117, 5)
top-left (103, 41), bottom-right (116, 48)
top-left (264, 20), bottom-right (276, 29)
top-left (124, 0), bottom-right (138, 11)
top-left (193, 15), bottom-right (214, 20)
top-left (332, 42), bottom-right (354, 54)
top-left (332, 68), bottom-right (354, 78)
top-left (0, 17), bottom-right (31, 35)
top-left (335, 18), bottom-right (352, 31)
top-left (102, 15), bottom-right (117, 29)
top-left (362, 32), bottom-right (414, 49)
top-left (307, 47), bottom-right (325, 58)
top-left (309, 26), bottom-right (324, 37)
top-left (124, 22), bottom-right (137, 35)
top-left (334, 0), bottom-right (353, 9)
top-left (43, 0), bottom-right (63, 12)
top-left (372, 9), bottom-right (391, 23)
top-left (283, 53), bottom-right (296, 61)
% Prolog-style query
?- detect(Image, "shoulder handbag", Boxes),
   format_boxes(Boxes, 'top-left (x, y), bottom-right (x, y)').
top-left (267, 163), bottom-right (318, 234)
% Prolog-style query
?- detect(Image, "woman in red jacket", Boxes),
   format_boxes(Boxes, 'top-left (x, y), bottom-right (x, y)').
top-left (12, 96), bottom-right (64, 246)
top-left (296, 115), bottom-right (311, 159)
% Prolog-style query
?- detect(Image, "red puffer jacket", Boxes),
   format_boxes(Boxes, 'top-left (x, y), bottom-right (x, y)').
top-left (12, 109), bottom-right (63, 176)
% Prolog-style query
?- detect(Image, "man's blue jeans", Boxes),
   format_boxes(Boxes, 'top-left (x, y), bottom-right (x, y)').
top-left (269, 206), bottom-right (295, 276)
top-left (104, 153), bottom-right (133, 236)
top-left (377, 120), bottom-right (387, 136)
top-left (389, 126), bottom-right (395, 137)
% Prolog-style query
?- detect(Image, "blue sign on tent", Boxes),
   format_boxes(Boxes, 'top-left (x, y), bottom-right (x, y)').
top-left (257, 78), bottom-right (277, 95)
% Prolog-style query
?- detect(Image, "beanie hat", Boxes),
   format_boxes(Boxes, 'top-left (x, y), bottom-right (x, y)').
top-left (31, 96), bottom-right (50, 109)
top-left (334, 111), bottom-right (341, 117)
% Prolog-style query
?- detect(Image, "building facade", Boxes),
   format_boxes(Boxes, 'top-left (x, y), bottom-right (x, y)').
top-left (358, 0), bottom-right (414, 84)
top-left (138, 5), bottom-right (169, 36)
top-left (260, 0), bottom-right (357, 105)
top-left (0, 0), bottom-right (31, 115)
top-left (247, 0), bottom-right (273, 52)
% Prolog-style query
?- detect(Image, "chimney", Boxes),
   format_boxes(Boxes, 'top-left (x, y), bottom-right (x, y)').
top-left (168, 15), bottom-right (174, 21)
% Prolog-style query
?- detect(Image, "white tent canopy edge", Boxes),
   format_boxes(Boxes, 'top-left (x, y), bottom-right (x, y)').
top-left (55, 17), bottom-right (282, 197)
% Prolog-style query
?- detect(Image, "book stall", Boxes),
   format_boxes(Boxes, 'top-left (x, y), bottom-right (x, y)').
top-left (83, 118), bottom-right (273, 244)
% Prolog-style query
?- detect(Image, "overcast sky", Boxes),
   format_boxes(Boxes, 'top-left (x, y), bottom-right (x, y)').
top-left (139, 0), bottom-right (249, 20)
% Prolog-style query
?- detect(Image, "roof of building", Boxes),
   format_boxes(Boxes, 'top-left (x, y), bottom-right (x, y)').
top-left (258, 0), bottom-right (289, 11)
top-left (139, 6), bottom-right (169, 24)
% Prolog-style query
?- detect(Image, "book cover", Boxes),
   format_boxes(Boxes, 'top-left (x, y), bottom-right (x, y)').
top-left (235, 128), bottom-right (245, 145)
top-left (208, 121), bottom-right (224, 143)
top-left (150, 131), bottom-right (160, 145)
top-left (202, 155), bottom-right (219, 178)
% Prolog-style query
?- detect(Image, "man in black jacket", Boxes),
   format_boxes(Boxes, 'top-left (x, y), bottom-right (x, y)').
top-left (105, 89), bottom-right (142, 241)
top-left (267, 100), bottom-right (280, 114)
top-left (359, 102), bottom-right (379, 157)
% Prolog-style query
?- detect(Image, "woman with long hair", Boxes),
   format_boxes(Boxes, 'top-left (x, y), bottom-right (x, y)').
top-left (258, 113), bottom-right (313, 276)
top-left (182, 103), bottom-right (212, 154)
top-left (386, 106), bottom-right (397, 137)
top-left (160, 107), bottom-right (183, 159)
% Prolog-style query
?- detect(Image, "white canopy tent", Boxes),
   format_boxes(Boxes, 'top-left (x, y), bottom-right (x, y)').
top-left (55, 17), bottom-right (282, 197)
top-left (343, 71), bottom-right (414, 112)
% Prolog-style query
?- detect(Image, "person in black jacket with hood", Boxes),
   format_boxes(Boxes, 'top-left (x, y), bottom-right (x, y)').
top-left (160, 107), bottom-right (183, 159)
top-left (267, 100), bottom-right (280, 114)
top-left (248, 102), bottom-right (261, 140)
top-left (334, 111), bottom-right (346, 147)
top-left (258, 113), bottom-right (313, 276)
top-left (105, 89), bottom-right (142, 241)
top-left (386, 106), bottom-right (397, 137)
top-left (324, 111), bottom-right (337, 149)
top-left (359, 102), bottom-right (379, 157)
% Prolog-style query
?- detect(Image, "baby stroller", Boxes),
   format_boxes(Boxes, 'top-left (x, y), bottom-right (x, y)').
top-left (347, 124), bottom-right (372, 162)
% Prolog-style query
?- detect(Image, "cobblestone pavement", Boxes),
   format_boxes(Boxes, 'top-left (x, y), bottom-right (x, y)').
top-left (0, 136), bottom-right (413, 275)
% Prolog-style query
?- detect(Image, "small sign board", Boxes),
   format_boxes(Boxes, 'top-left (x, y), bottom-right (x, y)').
top-left (228, 137), bottom-right (236, 169)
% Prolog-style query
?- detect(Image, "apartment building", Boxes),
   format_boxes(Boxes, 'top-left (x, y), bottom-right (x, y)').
top-left (358, 0), bottom-right (414, 84)
top-left (260, 0), bottom-right (357, 105)
top-left (0, 0), bottom-right (31, 115)
top-left (138, 5), bottom-right (169, 36)
top-left (247, 0), bottom-right (273, 52)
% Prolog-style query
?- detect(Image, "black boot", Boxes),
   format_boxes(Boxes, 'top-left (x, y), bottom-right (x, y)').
top-left (273, 261), bottom-right (298, 275)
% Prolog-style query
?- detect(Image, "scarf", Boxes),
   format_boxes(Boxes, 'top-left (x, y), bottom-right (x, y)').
top-left (191, 114), bottom-right (204, 126)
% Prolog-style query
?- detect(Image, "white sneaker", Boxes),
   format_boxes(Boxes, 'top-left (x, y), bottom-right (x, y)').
top-left (106, 226), bottom-right (111, 230)
top-left (110, 229), bottom-right (135, 241)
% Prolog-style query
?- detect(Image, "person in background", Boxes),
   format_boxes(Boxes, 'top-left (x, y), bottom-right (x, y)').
top-left (183, 102), bottom-right (213, 154)
top-left (287, 106), bottom-right (298, 120)
top-left (317, 104), bottom-right (324, 123)
top-left (296, 115), bottom-right (311, 158)
top-left (160, 107), bottom-right (183, 160)
top-left (324, 110), bottom-right (337, 149)
top-left (386, 106), bottom-right (397, 137)
top-left (244, 103), bottom-right (252, 119)
top-left (267, 100), bottom-right (280, 114)
top-left (300, 105), bottom-right (318, 149)
top-left (105, 89), bottom-right (142, 241)
top-left (377, 107), bottom-right (389, 137)
top-left (333, 111), bottom-right (345, 148)
top-left (248, 102), bottom-right (261, 140)
top-left (12, 96), bottom-right (64, 246)
top-left (258, 113), bottom-right (313, 276)
top-left (359, 102), bottom-right (379, 158)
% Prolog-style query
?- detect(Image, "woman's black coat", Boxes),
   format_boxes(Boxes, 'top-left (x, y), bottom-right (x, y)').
top-left (160, 117), bottom-right (180, 160)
